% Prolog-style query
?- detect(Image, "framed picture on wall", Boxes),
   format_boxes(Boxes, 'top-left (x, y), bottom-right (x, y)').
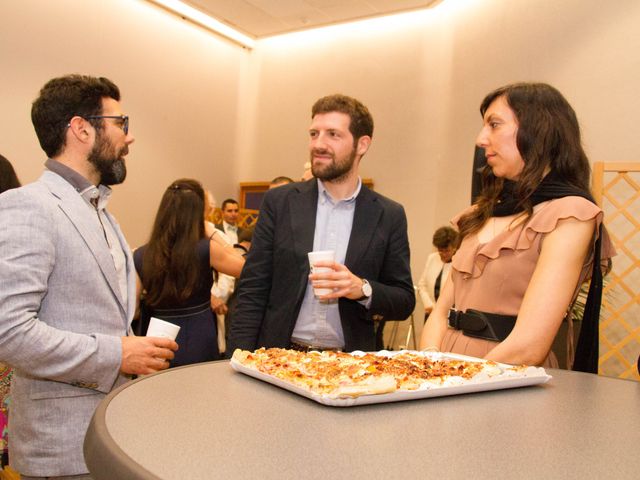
top-left (239, 179), bottom-right (375, 210)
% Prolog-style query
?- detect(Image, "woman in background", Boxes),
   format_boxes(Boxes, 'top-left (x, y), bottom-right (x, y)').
top-left (135, 179), bottom-right (244, 366)
top-left (0, 154), bottom-right (20, 193)
top-left (0, 153), bottom-right (20, 467)
top-left (420, 83), bottom-right (614, 371)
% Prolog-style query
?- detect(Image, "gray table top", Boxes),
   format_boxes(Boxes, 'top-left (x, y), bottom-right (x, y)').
top-left (85, 360), bottom-right (640, 480)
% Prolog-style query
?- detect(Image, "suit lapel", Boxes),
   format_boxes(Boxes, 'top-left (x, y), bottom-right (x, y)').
top-left (289, 181), bottom-right (318, 262)
top-left (345, 187), bottom-right (382, 269)
top-left (44, 173), bottom-right (127, 315)
top-left (104, 209), bottom-right (136, 323)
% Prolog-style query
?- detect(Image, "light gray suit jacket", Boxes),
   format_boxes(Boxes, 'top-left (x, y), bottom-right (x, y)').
top-left (0, 170), bottom-right (135, 476)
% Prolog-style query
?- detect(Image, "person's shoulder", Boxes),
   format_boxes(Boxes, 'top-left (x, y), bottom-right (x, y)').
top-left (539, 196), bottom-right (602, 220)
top-left (133, 244), bottom-right (147, 261)
top-left (548, 195), bottom-right (599, 209)
top-left (427, 251), bottom-right (440, 261)
top-left (361, 186), bottom-right (404, 211)
top-left (0, 179), bottom-right (49, 209)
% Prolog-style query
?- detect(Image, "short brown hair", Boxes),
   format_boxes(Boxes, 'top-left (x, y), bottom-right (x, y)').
top-left (311, 94), bottom-right (374, 142)
top-left (31, 74), bottom-right (120, 158)
top-left (432, 226), bottom-right (458, 249)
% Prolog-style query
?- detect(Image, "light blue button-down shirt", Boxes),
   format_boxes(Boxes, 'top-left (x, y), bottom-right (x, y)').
top-left (291, 178), bottom-right (363, 348)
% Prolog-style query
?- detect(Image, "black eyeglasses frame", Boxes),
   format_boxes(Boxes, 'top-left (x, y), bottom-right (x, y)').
top-left (83, 115), bottom-right (129, 135)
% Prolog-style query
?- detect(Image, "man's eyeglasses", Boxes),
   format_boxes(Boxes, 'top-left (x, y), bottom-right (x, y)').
top-left (83, 115), bottom-right (129, 135)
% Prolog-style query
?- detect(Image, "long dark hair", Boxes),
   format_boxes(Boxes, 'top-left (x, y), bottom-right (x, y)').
top-left (459, 82), bottom-right (591, 241)
top-left (0, 154), bottom-right (21, 193)
top-left (142, 178), bottom-right (206, 307)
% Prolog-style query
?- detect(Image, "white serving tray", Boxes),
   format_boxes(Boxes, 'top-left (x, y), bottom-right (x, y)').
top-left (230, 350), bottom-right (552, 407)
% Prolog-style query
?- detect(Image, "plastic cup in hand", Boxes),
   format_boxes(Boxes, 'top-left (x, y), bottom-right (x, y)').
top-left (308, 250), bottom-right (335, 297)
top-left (146, 317), bottom-right (180, 340)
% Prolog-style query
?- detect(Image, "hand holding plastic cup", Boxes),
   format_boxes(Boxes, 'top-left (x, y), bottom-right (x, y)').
top-left (308, 250), bottom-right (335, 297)
top-left (146, 317), bottom-right (180, 340)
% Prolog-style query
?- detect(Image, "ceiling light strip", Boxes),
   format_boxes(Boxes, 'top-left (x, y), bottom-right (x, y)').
top-left (148, 0), bottom-right (256, 49)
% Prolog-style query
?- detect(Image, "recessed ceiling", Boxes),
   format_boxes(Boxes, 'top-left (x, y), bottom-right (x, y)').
top-left (184, 0), bottom-right (441, 38)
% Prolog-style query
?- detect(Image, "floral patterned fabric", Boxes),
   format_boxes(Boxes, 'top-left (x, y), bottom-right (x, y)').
top-left (0, 362), bottom-right (12, 466)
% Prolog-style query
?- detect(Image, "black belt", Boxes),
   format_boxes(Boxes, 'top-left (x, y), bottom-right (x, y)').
top-left (289, 341), bottom-right (342, 353)
top-left (151, 301), bottom-right (211, 319)
top-left (447, 308), bottom-right (516, 342)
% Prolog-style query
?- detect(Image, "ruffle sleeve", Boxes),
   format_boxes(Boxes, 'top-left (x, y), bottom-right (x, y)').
top-left (452, 196), bottom-right (615, 279)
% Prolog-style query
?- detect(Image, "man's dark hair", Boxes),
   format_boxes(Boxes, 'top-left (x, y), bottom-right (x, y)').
top-left (221, 198), bottom-right (239, 210)
top-left (31, 74), bottom-right (121, 158)
top-left (311, 94), bottom-right (374, 142)
top-left (432, 226), bottom-right (458, 249)
top-left (270, 176), bottom-right (294, 185)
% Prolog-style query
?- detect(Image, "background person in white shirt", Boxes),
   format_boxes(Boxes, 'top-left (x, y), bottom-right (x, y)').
top-left (417, 226), bottom-right (458, 322)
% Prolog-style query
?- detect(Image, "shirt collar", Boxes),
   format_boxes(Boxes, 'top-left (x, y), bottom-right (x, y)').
top-left (223, 221), bottom-right (237, 231)
top-left (317, 177), bottom-right (361, 205)
top-left (45, 158), bottom-right (112, 209)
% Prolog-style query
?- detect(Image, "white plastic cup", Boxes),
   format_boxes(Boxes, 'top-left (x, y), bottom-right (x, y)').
top-left (308, 250), bottom-right (335, 297)
top-left (146, 317), bottom-right (180, 340)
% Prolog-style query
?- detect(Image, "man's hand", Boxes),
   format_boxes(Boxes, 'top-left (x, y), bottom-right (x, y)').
top-left (120, 336), bottom-right (178, 376)
top-left (308, 260), bottom-right (365, 300)
top-left (424, 306), bottom-right (433, 315)
top-left (210, 295), bottom-right (228, 315)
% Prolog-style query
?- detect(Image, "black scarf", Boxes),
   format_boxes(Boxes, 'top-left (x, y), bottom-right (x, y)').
top-left (493, 173), bottom-right (603, 373)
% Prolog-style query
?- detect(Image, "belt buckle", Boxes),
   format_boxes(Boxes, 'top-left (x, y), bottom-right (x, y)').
top-left (447, 309), bottom-right (460, 329)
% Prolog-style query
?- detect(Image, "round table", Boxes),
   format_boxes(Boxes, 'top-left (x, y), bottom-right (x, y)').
top-left (84, 360), bottom-right (640, 479)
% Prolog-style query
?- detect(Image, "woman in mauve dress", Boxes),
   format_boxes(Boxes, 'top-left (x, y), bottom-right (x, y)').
top-left (420, 83), bottom-right (614, 370)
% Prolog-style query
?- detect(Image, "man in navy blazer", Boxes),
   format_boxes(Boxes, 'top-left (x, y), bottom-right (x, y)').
top-left (228, 94), bottom-right (415, 354)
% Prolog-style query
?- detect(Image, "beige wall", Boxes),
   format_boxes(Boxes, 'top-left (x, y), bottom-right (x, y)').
top-left (0, 0), bottom-right (250, 247)
top-left (2, 0), bottom-right (640, 319)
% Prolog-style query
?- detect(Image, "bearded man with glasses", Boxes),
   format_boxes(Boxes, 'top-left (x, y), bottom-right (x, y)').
top-left (0, 74), bottom-right (178, 479)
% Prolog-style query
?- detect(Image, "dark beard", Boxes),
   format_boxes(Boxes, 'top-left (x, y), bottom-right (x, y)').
top-left (310, 148), bottom-right (356, 183)
top-left (88, 131), bottom-right (127, 186)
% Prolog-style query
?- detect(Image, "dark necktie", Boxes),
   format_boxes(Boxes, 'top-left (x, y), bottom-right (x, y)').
top-left (434, 266), bottom-right (444, 301)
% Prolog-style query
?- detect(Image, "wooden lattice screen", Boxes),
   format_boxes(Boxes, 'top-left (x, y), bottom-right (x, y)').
top-left (209, 208), bottom-right (259, 229)
top-left (592, 162), bottom-right (640, 380)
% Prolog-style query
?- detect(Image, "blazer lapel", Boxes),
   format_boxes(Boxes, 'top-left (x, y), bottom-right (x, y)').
top-left (45, 174), bottom-right (127, 315)
top-left (345, 187), bottom-right (382, 269)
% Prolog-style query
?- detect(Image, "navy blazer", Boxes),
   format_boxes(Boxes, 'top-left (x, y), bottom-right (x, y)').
top-left (228, 179), bottom-right (415, 353)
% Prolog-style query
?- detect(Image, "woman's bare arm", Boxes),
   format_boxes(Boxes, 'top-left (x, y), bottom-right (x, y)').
top-left (419, 275), bottom-right (454, 350)
top-left (210, 240), bottom-right (245, 278)
top-left (485, 216), bottom-right (595, 365)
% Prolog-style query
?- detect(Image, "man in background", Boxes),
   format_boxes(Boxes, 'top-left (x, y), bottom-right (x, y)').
top-left (215, 198), bottom-right (244, 244)
top-left (229, 94), bottom-right (415, 354)
top-left (417, 226), bottom-right (458, 322)
top-left (0, 74), bottom-right (177, 479)
top-left (269, 176), bottom-right (294, 189)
